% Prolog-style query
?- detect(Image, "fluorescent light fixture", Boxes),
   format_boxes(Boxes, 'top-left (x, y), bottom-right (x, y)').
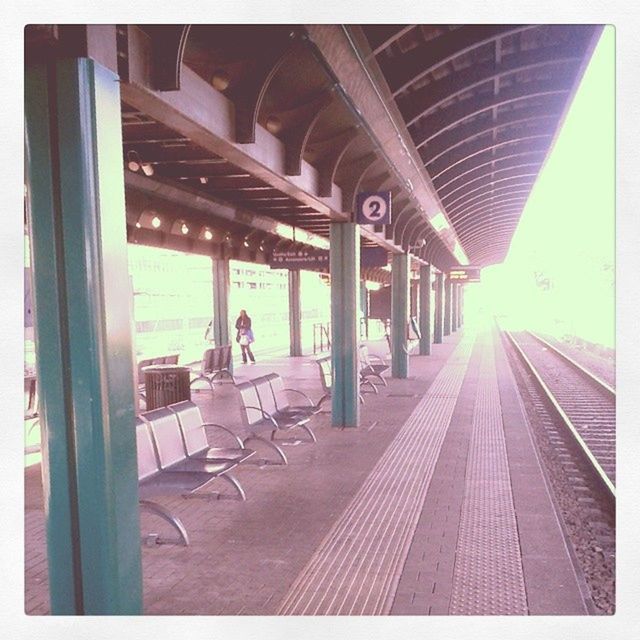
top-left (452, 241), bottom-right (469, 265)
top-left (141, 162), bottom-right (154, 177)
top-left (181, 223), bottom-right (189, 235)
top-left (151, 216), bottom-right (161, 229)
top-left (430, 211), bottom-right (449, 232)
top-left (204, 229), bottom-right (213, 241)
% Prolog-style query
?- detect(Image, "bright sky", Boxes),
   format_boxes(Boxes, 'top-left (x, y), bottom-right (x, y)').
top-left (466, 26), bottom-right (615, 347)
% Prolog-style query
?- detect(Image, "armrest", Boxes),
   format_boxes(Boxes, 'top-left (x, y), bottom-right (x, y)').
top-left (243, 405), bottom-right (279, 428)
top-left (282, 387), bottom-right (314, 406)
top-left (201, 422), bottom-right (244, 448)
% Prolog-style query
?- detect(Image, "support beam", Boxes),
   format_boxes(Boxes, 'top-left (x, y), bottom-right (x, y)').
top-left (459, 286), bottom-right (465, 327)
top-left (212, 257), bottom-right (232, 355)
top-left (418, 264), bottom-right (431, 355)
top-left (330, 223), bottom-right (360, 427)
top-left (25, 59), bottom-right (142, 614)
top-left (288, 269), bottom-right (302, 356)
top-left (444, 275), bottom-right (452, 336)
top-left (434, 271), bottom-right (444, 344)
top-left (451, 282), bottom-right (458, 332)
top-left (391, 253), bottom-right (410, 378)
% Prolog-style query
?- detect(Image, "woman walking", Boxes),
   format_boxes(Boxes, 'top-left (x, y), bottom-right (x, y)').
top-left (235, 309), bottom-right (256, 364)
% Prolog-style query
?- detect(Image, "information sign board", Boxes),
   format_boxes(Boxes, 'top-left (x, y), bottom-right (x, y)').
top-left (356, 191), bottom-right (392, 225)
top-left (448, 266), bottom-right (481, 283)
top-left (269, 248), bottom-right (330, 270)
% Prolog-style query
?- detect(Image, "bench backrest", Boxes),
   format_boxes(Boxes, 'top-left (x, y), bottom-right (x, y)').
top-left (201, 347), bottom-right (216, 374)
top-left (219, 345), bottom-right (232, 369)
top-left (135, 418), bottom-right (160, 481)
top-left (252, 375), bottom-right (278, 416)
top-left (317, 357), bottom-right (332, 393)
top-left (359, 344), bottom-right (371, 368)
top-left (236, 381), bottom-right (264, 426)
top-left (168, 400), bottom-right (208, 456)
top-left (141, 407), bottom-right (188, 469)
top-left (265, 373), bottom-right (289, 410)
top-left (165, 354), bottom-right (179, 365)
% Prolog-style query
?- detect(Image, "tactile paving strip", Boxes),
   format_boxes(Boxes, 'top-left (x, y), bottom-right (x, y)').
top-left (448, 337), bottom-right (528, 615)
top-left (277, 335), bottom-right (475, 615)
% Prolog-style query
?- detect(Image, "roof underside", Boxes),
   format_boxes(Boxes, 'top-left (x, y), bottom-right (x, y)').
top-left (358, 24), bottom-right (599, 266)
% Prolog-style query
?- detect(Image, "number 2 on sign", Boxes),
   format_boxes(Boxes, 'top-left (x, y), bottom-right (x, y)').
top-left (362, 194), bottom-right (387, 222)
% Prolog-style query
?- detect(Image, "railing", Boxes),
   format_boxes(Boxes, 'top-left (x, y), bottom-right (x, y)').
top-left (313, 322), bottom-right (331, 354)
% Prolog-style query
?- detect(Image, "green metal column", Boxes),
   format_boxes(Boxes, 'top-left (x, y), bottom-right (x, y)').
top-left (418, 263), bottom-right (431, 355)
top-left (451, 282), bottom-right (458, 332)
top-left (330, 222), bottom-right (360, 427)
top-left (433, 271), bottom-right (444, 344)
top-left (391, 253), bottom-right (410, 378)
top-left (25, 59), bottom-right (142, 614)
top-left (444, 275), bottom-right (452, 336)
top-left (288, 269), bottom-right (302, 356)
top-left (212, 257), bottom-right (231, 346)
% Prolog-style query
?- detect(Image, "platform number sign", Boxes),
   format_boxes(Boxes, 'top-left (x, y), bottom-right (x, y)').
top-left (356, 191), bottom-right (392, 225)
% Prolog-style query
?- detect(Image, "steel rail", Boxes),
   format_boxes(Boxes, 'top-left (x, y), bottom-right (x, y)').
top-left (525, 330), bottom-right (615, 397)
top-left (503, 329), bottom-right (616, 500)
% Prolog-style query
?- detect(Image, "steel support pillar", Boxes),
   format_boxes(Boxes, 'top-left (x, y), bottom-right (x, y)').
top-left (418, 263), bottom-right (431, 355)
top-left (391, 253), bottom-right (410, 378)
top-left (288, 269), bottom-right (302, 356)
top-left (459, 286), bottom-right (464, 327)
top-left (330, 222), bottom-right (360, 427)
top-left (212, 258), bottom-right (231, 346)
top-left (25, 59), bottom-right (143, 614)
top-left (444, 275), bottom-right (452, 336)
top-left (434, 271), bottom-right (444, 344)
top-left (451, 282), bottom-right (458, 332)
top-left (360, 280), bottom-right (369, 340)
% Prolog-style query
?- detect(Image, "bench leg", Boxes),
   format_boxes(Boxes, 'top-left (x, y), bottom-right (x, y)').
top-left (299, 423), bottom-right (317, 443)
top-left (218, 472), bottom-right (246, 501)
top-left (190, 375), bottom-right (214, 392)
top-left (139, 499), bottom-right (190, 546)
top-left (243, 435), bottom-right (288, 465)
top-left (211, 370), bottom-right (235, 385)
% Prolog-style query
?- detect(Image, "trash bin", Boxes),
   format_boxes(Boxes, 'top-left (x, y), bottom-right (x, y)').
top-left (143, 364), bottom-right (191, 410)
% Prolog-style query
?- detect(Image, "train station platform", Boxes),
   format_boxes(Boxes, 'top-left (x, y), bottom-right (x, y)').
top-left (25, 323), bottom-right (588, 616)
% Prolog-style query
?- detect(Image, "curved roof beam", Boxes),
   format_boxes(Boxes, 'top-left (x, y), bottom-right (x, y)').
top-left (433, 140), bottom-right (549, 188)
top-left (430, 132), bottom-right (551, 181)
top-left (411, 79), bottom-right (569, 148)
top-left (143, 24), bottom-right (192, 91)
top-left (228, 37), bottom-right (304, 143)
top-left (439, 163), bottom-right (541, 201)
top-left (450, 197), bottom-right (528, 222)
top-left (452, 204), bottom-right (523, 227)
top-left (442, 173), bottom-right (537, 208)
top-left (454, 211), bottom-right (524, 235)
top-left (421, 106), bottom-right (560, 165)
top-left (379, 25), bottom-right (535, 96)
top-left (366, 25), bottom-right (417, 56)
top-left (447, 185), bottom-right (534, 216)
top-left (399, 44), bottom-right (581, 127)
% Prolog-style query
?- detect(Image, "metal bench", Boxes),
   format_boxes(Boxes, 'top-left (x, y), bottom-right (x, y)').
top-left (139, 407), bottom-right (249, 500)
top-left (168, 400), bottom-right (255, 464)
top-left (136, 419), bottom-right (224, 547)
top-left (316, 355), bottom-right (365, 405)
top-left (262, 372), bottom-right (323, 420)
top-left (359, 344), bottom-right (389, 388)
top-left (190, 345), bottom-right (235, 391)
top-left (236, 377), bottom-right (316, 465)
top-left (251, 375), bottom-right (317, 444)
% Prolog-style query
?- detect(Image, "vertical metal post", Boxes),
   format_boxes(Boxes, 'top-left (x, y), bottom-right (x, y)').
top-left (434, 271), bottom-right (444, 344)
top-left (330, 222), bottom-right (360, 427)
top-left (391, 253), bottom-right (410, 378)
top-left (212, 257), bottom-right (233, 373)
top-left (418, 263), bottom-right (431, 355)
top-left (212, 257), bottom-right (231, 347)
top-left (451, 282), bottom-right (458, 332)
top-left (288, 269), bottom-right (302, 356)
top-left (360, 280), bottom-right (369, 340)
top-left (459, 285), bottom-right (464, 327)
top-left (444, 275), bottom-right (452, 336)
top-left (25, 59), bottom-right (142, 614)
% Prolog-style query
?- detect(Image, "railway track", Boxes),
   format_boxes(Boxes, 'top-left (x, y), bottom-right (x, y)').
top-left (504, 330), bottom-right (615, 499)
